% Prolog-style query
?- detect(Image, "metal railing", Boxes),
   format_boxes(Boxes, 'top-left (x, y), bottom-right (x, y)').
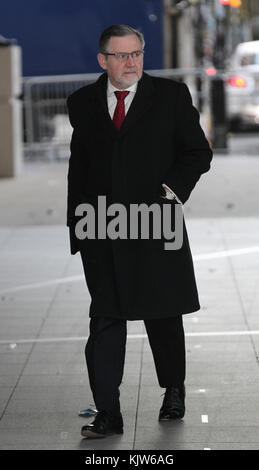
top-left (23, 73), bottom-right (98, 159)
top-left (22, 68), bottom-right (213, 160)
top-left (22, 66), bottom-right (259, 159)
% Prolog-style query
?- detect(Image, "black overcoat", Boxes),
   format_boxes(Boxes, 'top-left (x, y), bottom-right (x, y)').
top-left (66, 72), bottom-right (213, 320)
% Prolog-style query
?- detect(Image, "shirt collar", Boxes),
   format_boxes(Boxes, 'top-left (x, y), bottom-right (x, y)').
top-left (107, 78), bottom-right (138, 97)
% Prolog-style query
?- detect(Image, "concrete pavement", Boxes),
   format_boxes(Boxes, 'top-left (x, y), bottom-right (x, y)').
top-left (0, 154), bottom-right (259, 450)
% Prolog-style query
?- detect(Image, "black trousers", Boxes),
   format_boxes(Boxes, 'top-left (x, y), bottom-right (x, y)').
top-left (85, 315), bottom-right (186, 415)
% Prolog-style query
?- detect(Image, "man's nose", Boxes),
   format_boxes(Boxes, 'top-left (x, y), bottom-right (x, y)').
top-left (125, 54), bottom-right (135, 66)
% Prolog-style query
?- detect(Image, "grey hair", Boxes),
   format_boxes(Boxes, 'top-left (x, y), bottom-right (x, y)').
top-left (99, 24), bottom-right (145, 53)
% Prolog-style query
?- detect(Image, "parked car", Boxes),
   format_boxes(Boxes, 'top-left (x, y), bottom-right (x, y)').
top-left (226, 40), bottom-right (259, 129)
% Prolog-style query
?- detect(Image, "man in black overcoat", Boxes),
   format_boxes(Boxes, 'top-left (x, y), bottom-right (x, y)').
top-left (66, 24), bottom-right (213, 438)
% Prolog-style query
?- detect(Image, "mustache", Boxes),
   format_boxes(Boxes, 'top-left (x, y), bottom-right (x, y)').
top-left (123, 68), bottom-right (137, 73)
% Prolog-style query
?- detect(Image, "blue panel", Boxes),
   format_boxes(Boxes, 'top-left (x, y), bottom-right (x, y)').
top-left (0, 0), bottom-right (163, 76)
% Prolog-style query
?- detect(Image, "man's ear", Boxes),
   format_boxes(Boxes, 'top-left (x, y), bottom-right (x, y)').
top-left (97, 53), bottom-right (107, 70)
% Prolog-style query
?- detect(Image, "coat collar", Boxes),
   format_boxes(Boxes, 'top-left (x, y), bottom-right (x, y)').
top-left (94, 72), bottom-right (155, 136)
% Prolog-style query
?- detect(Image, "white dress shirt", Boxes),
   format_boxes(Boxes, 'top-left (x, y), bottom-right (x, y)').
top-left (107, 79), bottom-right (138, 119)
top-left (106, 79), bottom-right (182, 204)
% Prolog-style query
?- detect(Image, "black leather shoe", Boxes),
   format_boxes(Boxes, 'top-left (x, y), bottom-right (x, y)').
top-left (159, 385), bottom-right (185, 421)
top-left (81, 410), bottom-right (123, 438)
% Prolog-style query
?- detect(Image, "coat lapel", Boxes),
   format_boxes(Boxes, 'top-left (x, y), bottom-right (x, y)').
top-left (94, 73), bottom-right (117, 135)
top-left (93, 72), bottom-right (155, 136)
top-left (119, 72), bottom-right (155, 136)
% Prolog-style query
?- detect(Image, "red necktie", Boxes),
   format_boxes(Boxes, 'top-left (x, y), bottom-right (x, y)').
top-left (112, 91), bottom-right (129, 130)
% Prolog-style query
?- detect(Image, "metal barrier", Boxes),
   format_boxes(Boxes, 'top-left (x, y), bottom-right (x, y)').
top-left (22, 68), bottom-right (212, 160)
top-left (23, 73), bottom-right (98, 159)
top-left (22, 66), bottom-right (259, 159)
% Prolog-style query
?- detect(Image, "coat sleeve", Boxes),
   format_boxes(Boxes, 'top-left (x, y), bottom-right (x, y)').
top-left (66, 94), bottom-right (86, 255)
top-left (163, 82), bottom-right (213, 204)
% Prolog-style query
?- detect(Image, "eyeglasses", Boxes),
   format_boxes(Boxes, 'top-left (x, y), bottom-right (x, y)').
top-left (103, 50), bottom-right (144, 62)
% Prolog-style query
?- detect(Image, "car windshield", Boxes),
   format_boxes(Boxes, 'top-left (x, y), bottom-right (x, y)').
top-left (240, 53), bottom-right (259, 66)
